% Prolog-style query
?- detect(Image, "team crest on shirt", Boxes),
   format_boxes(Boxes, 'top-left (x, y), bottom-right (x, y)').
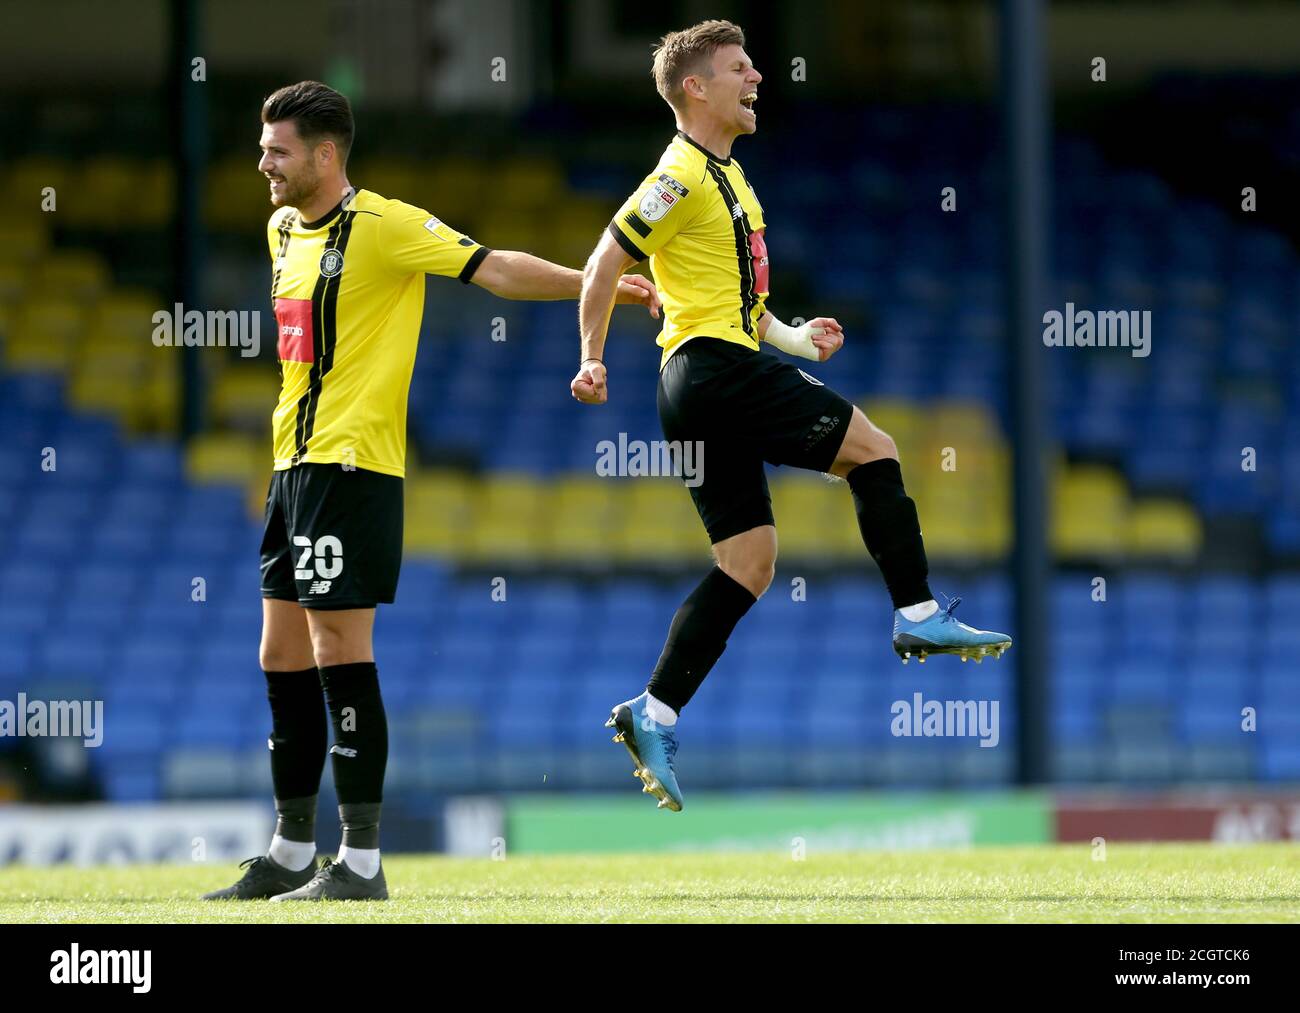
top-left (319, 248), bottom-right (344, 277)
top-left (639, 174), bottom-right (689, 223)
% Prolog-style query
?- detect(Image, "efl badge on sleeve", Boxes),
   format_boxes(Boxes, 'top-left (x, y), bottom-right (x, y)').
top-left (638, 175), bottom-right (689, 223)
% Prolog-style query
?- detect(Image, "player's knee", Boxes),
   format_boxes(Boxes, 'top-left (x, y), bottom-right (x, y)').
top-left (722, 555), bottom-right (775, 598)
top-left (871, 428), bottom-right (899, 461)
top-left (259, 643), bottom-right (313, 673)
top-left (714, 530), bottom-right (777, 598)
top-left (750, 560), bottom-right (776, 598)
top-left (309, 624), bottom-right (368, 668)
top-left (840, 416), bottom-right (897, 468)
top-left (311, 636), bottom-right (348, 669)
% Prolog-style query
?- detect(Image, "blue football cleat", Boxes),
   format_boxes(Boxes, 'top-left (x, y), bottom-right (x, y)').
top-left (605, 691), bottom-right (684, 812)
top-left (892, 596), bottom-right (1012, 664)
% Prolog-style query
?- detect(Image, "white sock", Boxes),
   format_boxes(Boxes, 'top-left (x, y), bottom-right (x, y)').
top-left (339, 845), bottom-right (380, 879)
top-left (268, 835), bottom-right (316, 872)
top-left (644, 692), bottom-right (678, 726)
top-left (899, 599), bottom-right (939, 622)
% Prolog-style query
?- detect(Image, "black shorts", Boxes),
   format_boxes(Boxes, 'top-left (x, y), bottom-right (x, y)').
top-left (259, 463), bottom-right (404, 610)
top-left (656, 338), bottom-right (856, 544)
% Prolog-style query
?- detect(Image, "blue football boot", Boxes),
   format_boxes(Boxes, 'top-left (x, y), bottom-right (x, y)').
top-left (605, 691), bottom-right (683, 812)
top-left (892, 595), bottom-right (1011, 664)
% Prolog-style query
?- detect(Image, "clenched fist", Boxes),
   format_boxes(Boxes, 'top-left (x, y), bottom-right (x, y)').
top-left (571, 359), bottom-right (608, 405)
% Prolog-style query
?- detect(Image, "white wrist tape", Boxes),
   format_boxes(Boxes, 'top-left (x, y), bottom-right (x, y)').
top-left (763, 317), bottom-right (824, 361)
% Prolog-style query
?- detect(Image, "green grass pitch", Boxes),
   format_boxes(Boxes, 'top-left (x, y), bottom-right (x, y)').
top-left (1, 844), bottom-right (1296, 923)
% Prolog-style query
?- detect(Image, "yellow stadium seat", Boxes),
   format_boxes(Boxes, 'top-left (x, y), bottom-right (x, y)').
top-left (912, 507), bottom-right (972, 560)
top-left (773, 509), bottom-right (827, 558)
top-left (0, 221), bottom-right (51, 266)
top-left (0, 263), bottom-right (27, 306)
top-left (861, 398), bottom-right (925, 460)
top-left (460, 475), bottom-right (550, 562)
top-left (18, 297), bottom-right (87, 340)
top-left (770, 474), bottom-right (840, 558)
top-left (4, 157), bottom-right (71, 190)
top-left (1052, 463), bottom-right (1129, 559)
top-left (187, 432), bottom-right (268, 485)
top-left (68, 367), bottom-right (139, 419)
top-left (64, 157), bottom-right (141, 229)
top-left (407, 469), bottom-right (476, 518)
top-left (419, 160), bottom-right (486, 215)
top-left (207, 157), bottom-right (271, 230)
top-left (463, 514), bottom-right (545, 562)
top-left (1, 158), bottom-right (70, 219)
top-left (547, 200), bottom-right (614, 265)
top-left (476, 473), bottom-right (549, 518)
top-left (611, 517), bottom-right (708, 564)
top-left (542, 516), bottom-right (618, 562)
top-left (30, 250), bottom-right (110, 302)
top-left (550, 475), bottom-right (620, 519)
top-left (610, 479), bottom-right (709, 562)
top-left (4, 299), bottom-right (87, 370)
top-left (134, 363), bottom-right (181, 434)
top-left (352, 161), bottom-right (422, 208)
top-left (1128, 498), bottom-right (1202, 560)
top-left (211, 368), bottom-right (279, 430)
top-left (536, 476), bottom-right (620, 561)
top-left (926, 401), bottom-right (1002, 444)
top-left (489, 160), bottom-right (566, 209)
top-left (90, 289), bottom-right (164, 353)
top-left (404, 469), bottom-right (477, 557)
top-left (475, 212), bottom-right (543, 258)
top-left (83, 323), bottom-right (151, 359)
top-left (136, 161), bottom-right (175, 226)
top-left (405, 515), bottom-right (469, 558)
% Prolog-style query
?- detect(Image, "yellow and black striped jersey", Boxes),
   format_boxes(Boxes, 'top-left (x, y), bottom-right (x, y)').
top-left (266, 188), bottom-right (489, 478)
top-left (608, 131), bottom-right (768, 368)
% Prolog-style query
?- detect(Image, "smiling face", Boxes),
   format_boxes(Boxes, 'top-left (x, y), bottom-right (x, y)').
top-left (257, 120), bottom-right (323, 210)
top-left (689, 43), bottom-right (762, 137)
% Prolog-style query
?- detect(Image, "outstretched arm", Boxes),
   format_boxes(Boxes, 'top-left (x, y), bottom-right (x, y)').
top-left (377, 204), bottom-right (659, 310)
top-left (471, 249), bottom-right (659, 315)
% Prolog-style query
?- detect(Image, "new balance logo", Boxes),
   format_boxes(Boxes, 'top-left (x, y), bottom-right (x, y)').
top-left (731, 202), bottom-right (743, 220)
top-left (308, 580), bottom-right (332, 595)
top-left (330, 745), bottom-right (357, 758)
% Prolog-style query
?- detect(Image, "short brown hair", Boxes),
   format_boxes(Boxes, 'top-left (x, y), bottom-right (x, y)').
top-left (262, 80), bottom-right (355, 163)
top-left (652, 20), bottom-right (745, 111)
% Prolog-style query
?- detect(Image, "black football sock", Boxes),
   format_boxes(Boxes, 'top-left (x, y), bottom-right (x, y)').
top-left (338, 802), bottom-right (382, 852)
top-left (846, 457), bottom-right (934, 610)
top-left (646, 566), bottom-right (757, 713)
top-left (318, 663), bottom-right (388, 835)
top-left (335, 806), bottom-right (379, 853)
top-left (273, 795), bottom-right (318, 848)
top-left (264, 667), bottom-right (329, 829)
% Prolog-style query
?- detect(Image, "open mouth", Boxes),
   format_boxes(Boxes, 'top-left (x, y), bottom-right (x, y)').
top-left (740, 92), bottom-right (757, 112)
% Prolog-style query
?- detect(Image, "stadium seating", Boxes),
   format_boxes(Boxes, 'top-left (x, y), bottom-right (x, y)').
top-left (0, 104), bottom-right (1294, 799)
